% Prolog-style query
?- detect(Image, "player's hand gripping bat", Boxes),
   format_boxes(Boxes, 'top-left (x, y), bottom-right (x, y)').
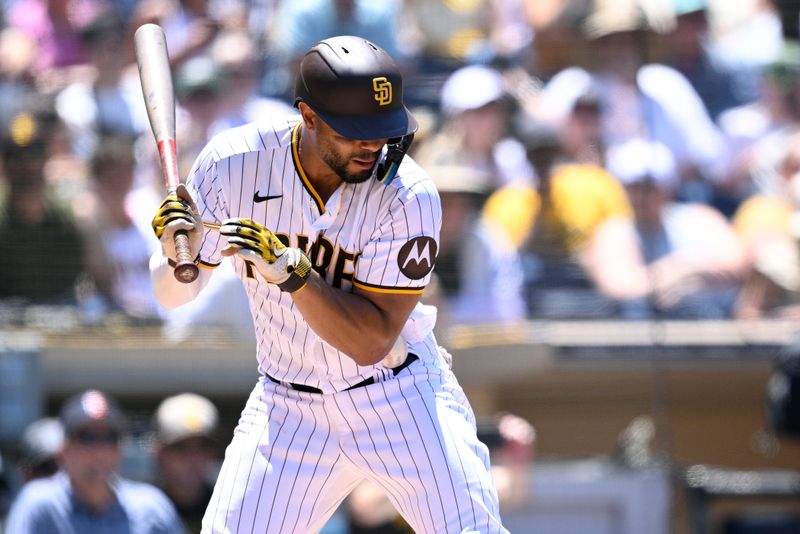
top-left (135, 23), bottom-right (199, 283)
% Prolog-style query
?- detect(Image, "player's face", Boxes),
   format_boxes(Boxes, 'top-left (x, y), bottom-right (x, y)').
top-left (316, 118), bottom-right (387, 184)
top-left (61, 425), bottom-right (121, 485)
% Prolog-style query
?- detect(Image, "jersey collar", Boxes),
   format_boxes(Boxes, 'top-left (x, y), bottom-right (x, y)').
top-left (290, 123), bottom-right (326, 215)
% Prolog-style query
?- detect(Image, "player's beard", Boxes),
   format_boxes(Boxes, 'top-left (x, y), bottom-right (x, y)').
top-left (321, 146), bottom-right (379, 184)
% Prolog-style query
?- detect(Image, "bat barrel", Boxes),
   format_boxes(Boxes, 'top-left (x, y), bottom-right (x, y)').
top-left (134, 24), bottom-right (176, 145)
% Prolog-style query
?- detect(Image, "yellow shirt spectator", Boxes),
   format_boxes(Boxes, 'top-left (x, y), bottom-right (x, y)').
top-left (483, 163), bottom-right (633, 254)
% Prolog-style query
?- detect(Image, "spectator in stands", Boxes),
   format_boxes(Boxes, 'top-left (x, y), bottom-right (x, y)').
top-left (346, 478), bottom-right (412, 533)
top-left (173, 53), bottom-right (226, 177)
top-left (265, 0), bottom-right (401, 99)
top-left (484, 118), bottom-right (649, 318)
top-left (0, 27), bottom-right (39, 134)
top-left (556, 84), bottom-right (604, 166)
top-left (426, 162), bottom-right (526, 327)
top-left (707, 0), bottom-right (783, 97)
top-left (17, 417), bottom-right (64, 484)
top-left (5, 0), bottom-right (92, 79)
top-left (607, 138), bottom-right (748, 318)
top-left (732, 129), bottom-right (800, 319)
top-left (76, 134), bottom-right (162, 321)
top-left (537, 2), bottom-right (728, 205)
top-left (132, 0), bottom-right (221, 70)
top-left (208, 29), bottom-right (293, 136)
top-left (664, 0), bottom-right (756, 120)
top-left (402, 0), bottom-right (492, 71)
top-left (718, 41), bottom-right (800, 213)
top-left (5, 389), bottom-right (182, 533)
top-left (153, 392), bottom-right (221, 533)
top-left (0, 111), bottom-right (87, 304)
top-left (55, 12), bottom-right (149, 161)
top-left (478, 412), bottom-right (536, 531)
top-left (400, 0), bottom-right (533, 108)
top-left (412, 64), bottom-right (533, 191)
top-left (521, 0), bottom-right (592, 79)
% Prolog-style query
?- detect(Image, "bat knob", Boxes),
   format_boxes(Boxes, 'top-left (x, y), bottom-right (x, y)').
top-left (173, 261), bottom-right (200, 283)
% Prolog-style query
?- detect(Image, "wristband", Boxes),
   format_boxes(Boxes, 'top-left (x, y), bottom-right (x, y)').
top-left (277, 252), bottom-right (312, 293)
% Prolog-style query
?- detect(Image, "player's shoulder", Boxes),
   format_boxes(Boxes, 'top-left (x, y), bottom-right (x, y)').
top-left (203, 115), bottom-right (300, 162)
top-left (386, 155), bottom-right (439, 203)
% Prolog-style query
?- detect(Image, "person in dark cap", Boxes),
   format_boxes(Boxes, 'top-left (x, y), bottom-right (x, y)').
top-left (0, 111), bottom-right (87, 304)
top-left (5, 389), bottom-right (183, 533)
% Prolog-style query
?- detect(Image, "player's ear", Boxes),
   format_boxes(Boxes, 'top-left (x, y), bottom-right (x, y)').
top-left (298, 103), bottom-right (317, 132)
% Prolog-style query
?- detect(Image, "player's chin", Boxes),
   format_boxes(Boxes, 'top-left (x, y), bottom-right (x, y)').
top-left (341, 167), bottom-right (374, 184)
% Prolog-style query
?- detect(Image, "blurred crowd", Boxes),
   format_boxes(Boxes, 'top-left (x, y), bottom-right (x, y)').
top-left (0, 389), bottom-right (224, 532)
top-left (2, 0), bottom-right (800, 336)
top-left (1, 1), bottom-right (799, 531)
top-left (1, 0), bottom-right (800, 331)
top-left (0, 388), bottom-right (536, 533)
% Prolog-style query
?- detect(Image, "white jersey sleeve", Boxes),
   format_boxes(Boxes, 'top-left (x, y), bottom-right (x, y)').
top-left (353, 164), bottom-right (441, 294)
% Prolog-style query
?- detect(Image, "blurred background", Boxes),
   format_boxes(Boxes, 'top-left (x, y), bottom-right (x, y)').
top-left (1, 0), bottom-right (800, 532)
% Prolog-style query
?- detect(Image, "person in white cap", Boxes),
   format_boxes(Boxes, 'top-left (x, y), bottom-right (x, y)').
top-left (153, 392), bottom-right (221, 534)
top-left (413, 63), bottom-right (534, 191)
top-left (17, 417), bottom-right (64, 483)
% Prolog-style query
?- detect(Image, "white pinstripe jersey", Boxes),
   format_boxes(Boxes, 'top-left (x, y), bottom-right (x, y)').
top-left (187, 116), bottom-right (441, 393)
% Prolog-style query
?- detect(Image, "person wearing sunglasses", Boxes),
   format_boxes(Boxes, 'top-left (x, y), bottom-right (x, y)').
top-left (5, 389), bottom-right (183, 534)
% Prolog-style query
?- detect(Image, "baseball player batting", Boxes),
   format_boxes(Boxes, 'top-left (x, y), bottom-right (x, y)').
top-left (150, 36), bottom-right (507, 533)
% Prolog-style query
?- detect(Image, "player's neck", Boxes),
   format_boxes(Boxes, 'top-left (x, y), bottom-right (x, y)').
top-left (297, 125), bottom-right (343, 204)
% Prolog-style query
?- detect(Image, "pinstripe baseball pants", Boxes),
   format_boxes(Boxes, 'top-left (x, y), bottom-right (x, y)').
top-left (202, 362), bottom-right (507, 533)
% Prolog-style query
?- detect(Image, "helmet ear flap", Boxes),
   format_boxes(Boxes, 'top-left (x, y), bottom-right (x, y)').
top-left (377, 134), bottom-right (414, 185)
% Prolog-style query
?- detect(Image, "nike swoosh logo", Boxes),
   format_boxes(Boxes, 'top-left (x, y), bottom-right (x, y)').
top-left (254, 191), bottom-right (283, 203)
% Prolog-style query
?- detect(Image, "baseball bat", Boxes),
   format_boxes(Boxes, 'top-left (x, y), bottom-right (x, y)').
top-left (134, 23), bottom-right (199, 283)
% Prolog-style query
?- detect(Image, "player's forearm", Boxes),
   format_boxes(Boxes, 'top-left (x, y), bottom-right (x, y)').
top-left (149, 252), bottom-right (210, 308)
top-left (291, 272), bottom-right (405, 366)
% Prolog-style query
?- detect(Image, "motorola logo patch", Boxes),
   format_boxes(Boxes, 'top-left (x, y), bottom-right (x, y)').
top-left (398, 237), bottom-right (437, 280)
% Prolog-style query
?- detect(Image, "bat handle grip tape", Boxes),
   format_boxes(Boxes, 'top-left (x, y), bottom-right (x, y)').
top-left (173, 230), bottom-right (199, 283)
